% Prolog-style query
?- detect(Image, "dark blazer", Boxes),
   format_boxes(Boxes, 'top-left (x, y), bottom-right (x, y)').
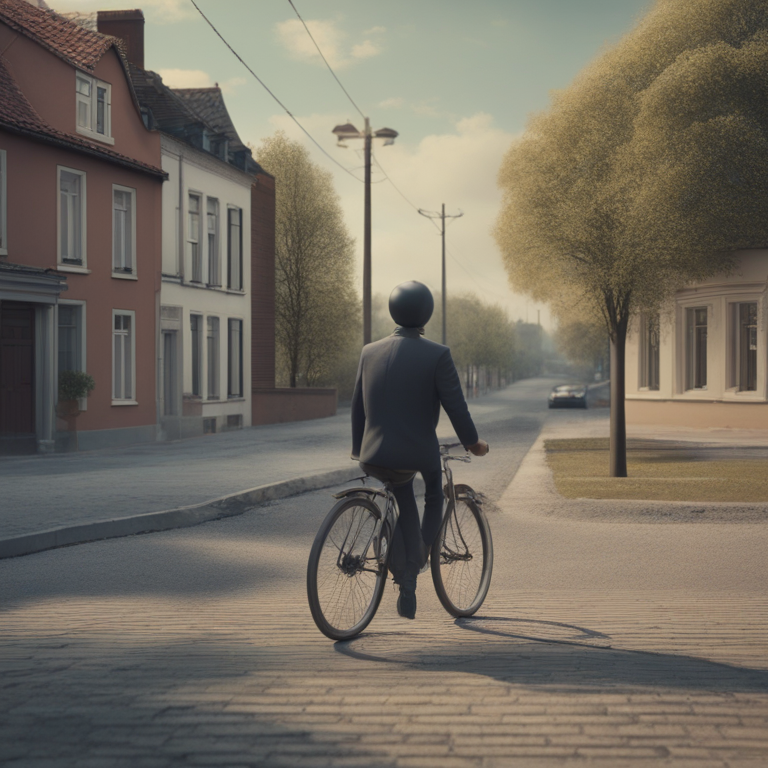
top-left (351, 327), bottom-right (479, 472)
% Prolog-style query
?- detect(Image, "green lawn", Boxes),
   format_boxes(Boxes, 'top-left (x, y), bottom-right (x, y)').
top-left (545, 438), bottom-right (768, 502)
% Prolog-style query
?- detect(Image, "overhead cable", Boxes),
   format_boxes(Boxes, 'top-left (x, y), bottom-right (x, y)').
top-left (189, 0), bottom-right (363, 182)
top-left (286, 0), bottom-right (366, 120)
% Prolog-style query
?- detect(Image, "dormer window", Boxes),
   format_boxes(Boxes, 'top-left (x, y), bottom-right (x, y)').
top-left (76, 73), bottom-right (113, 144)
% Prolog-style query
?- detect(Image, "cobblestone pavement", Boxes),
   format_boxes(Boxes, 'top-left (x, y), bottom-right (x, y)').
top-left (2, 391), bottom-right (767, 767)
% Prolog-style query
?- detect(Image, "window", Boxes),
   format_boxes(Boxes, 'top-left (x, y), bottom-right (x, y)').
top-left (188, 193), bottom-right (202, 282)
top-left (113, 311), bottom-right (135, 402)
top-left (227, 207), bottom-right (242, 290)
top-left (112, 185), bottom-right (136, 274)
top-left (190, 314), bottom-right (202, 396)
top-left (228, 318), bottom-right (243, 398)
top-left (58, 303), bottom-right (84, 373)
top-left (207, 198), bottom-right (219, 286)
top-left (737, 302), bottom-right (758, 392)
top-left (0, 149), bottom-right (6, 255)
top-left (58, 167), bottom-right (86, 266)
top-left (206, 316), bottom-right (219, 399)
top-left (639, 312), bottom-right (660, 390)
top-left (76, 73), bottom-right (112, 142)
top-left (685, 307), bottom-right (707, 390)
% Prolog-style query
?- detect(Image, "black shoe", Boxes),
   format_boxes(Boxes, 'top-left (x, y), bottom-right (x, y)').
top-left (397, 585), bottom-right (417, 619)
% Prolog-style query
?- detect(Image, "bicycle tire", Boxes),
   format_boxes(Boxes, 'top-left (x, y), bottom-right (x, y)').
top-left (430, 494), bottom-right (493, 617)
top-left (307, 495), bottom-right (390, 640)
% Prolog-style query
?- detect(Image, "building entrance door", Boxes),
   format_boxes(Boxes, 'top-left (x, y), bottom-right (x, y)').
top-left (162, 331), bottom-right (177, 416)
top-left (0, 302), bottom-right (35, 434)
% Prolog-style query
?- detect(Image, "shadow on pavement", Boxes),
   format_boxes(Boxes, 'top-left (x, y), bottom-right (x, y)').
top-left (335, 615), bottom-right (768, 694)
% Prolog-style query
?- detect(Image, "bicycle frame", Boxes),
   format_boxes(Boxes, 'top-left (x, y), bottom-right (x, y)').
top-left (331, 445), bottom-right (479, 576)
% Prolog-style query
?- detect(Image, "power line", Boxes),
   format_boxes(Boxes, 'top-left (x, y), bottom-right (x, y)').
top-left (189, 0), bottom-right (363, 182)
top-left (445, 246), bottom-right (512, 304)
top-left (371, 152), bottom-right (441, 233)
top-left (286, 0), bottom-right (366, 121)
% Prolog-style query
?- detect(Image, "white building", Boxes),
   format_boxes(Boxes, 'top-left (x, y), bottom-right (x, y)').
top-left (129, 70), bottom-right (260, 439)
top-left (626, 249), bottom-right (768, 430)
top-left (159, 132), bottom-right (253, 438)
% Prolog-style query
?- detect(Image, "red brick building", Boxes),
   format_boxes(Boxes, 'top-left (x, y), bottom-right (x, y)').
top-left (0, 0), bottom-right (165, 452)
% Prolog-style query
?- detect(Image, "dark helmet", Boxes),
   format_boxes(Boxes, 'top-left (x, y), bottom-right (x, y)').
top-left (389, 281), bottom-right (434, 328)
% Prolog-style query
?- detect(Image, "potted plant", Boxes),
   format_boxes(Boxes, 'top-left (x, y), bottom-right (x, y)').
top-left (57, 370), bottom-right (95, 418)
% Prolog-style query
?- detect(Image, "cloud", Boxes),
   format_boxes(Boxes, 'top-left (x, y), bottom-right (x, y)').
top-left (251, 111), bottom-right (545, 324)
top-left (220, 77), bottom-right (247, 95)
top-left (379, 97), bottom-right (404, 109)
top-left (49, 0), bottom-right (197, 23)
top-left (157, 68), bottom-right (214, 88)
top-left (351, 40), bottom-right (381, 60)
top-left (275, 18), bottom-right (383, 70)
top-left (363, 26), bottom-right (386, 35)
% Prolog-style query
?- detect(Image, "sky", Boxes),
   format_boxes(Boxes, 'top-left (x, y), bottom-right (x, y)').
top-left (50, 0), bottom-right (655, 330)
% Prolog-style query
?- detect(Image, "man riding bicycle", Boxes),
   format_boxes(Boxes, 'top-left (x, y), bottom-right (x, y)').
top-left (351, 281), bottom-right (489, 620)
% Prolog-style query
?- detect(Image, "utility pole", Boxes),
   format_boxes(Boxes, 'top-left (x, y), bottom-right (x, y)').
top-left (333, 120), bottom-right (399, 345)
top-left (418, 204), bottom-right (463, 345)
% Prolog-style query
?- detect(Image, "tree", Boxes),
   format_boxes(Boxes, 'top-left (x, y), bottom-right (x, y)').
top-left (554, 313), bottom-right (609, 380)
top-left (494, 0), bottom-right (768, 476)
top-left (256, 132), bottom-right (359, 388)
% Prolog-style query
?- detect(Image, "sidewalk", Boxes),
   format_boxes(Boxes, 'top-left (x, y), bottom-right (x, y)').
top-left (504, 409), bottom-right (768, 524)
top-left (0, 384), bottom-right (516, 559)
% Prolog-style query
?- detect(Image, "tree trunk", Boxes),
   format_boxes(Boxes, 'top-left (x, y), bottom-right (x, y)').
top-left (609, 317), bottom-right (628, 477)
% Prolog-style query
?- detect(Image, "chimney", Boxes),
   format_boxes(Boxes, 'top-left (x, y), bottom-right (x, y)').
top-left (97, 9), bottom-right (145, 69)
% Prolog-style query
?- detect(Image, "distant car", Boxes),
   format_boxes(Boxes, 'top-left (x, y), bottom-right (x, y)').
top-left (548, 383), bottom-right (588, 409)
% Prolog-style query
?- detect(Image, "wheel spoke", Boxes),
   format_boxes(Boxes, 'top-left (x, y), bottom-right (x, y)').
top-left (435, 500), bottom-right (487, 613)
top-left (310, 500), bottom-right (386, 637)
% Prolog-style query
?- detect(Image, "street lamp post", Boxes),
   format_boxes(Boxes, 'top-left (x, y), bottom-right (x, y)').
top-left (333, 119), bottom-right (398, 345)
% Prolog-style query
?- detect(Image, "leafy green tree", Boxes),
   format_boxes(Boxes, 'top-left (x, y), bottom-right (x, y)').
top-left (494, 0), bottom-right (768, 476)
top-left (256, 132), bottom-right (359, 388)
top-left (555, 315), bottom-right (609, 380)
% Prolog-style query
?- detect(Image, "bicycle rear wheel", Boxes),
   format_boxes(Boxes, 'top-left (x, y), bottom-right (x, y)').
top-left (431, 495), bottom-right (493, 617)
top-left (307, 496), bottom-right (390, 640)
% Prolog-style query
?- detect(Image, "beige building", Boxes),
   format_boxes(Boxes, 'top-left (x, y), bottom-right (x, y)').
top-left (626, 249), bottom-right (768, 429)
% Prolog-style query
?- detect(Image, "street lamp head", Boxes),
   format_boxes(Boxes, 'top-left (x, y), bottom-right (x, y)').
top-left (374, 127), bottom-right (398, 146)
top-left (332, 123), bottom-right (362, 143)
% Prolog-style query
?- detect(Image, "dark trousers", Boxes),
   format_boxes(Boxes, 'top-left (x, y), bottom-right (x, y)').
top-left (389, 469), bottom-right (444, 587)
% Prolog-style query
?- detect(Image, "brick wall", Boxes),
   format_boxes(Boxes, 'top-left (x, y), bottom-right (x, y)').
top-left (251, 172), bottom-right (276, 389)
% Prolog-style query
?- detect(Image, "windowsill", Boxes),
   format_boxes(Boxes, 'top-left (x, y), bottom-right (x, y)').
top-left (0, 249), bottom-right (7, 257)
top-left (112, 272), bottom-right (138, 280)
top-left (226, 288), bottom-right (245, 295)
top-left (162, 273), bottom-right (182, 282)
top-left (57, 264), bottom-right (91, 274)
top-left (76, 127), bottom-right (115, 146)
top-left (722, 390), bottom-right (765, 402)
top-left (629, 392), bottom-right (768, 404)
top-left (112, 399), bottom-right (138, 406)
top-left (227, 396), bottom-right (245, 402)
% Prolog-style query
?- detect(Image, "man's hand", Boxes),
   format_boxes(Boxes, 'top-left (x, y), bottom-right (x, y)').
top-left (467, 439), bottom-right (489, 456)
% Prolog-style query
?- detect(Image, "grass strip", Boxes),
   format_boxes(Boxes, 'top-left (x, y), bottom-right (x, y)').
top-left (544, 438), bottom-right (768, 502)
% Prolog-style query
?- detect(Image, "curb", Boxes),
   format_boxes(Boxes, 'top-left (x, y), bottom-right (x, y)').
top-left (0, 466), bottom-right (363, 560)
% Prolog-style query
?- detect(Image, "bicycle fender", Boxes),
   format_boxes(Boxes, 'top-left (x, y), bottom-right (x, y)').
top-left (453, 483), bottom-right (484, 505)
top-left (332, 486), bottom-right (388, 501)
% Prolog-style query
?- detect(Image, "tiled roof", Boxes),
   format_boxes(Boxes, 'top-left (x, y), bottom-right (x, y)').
top-left (0, 0), bottom-right (118, 73)
top-left (173, 88), bottom-right (249, 154)
top-left (128, 64), bottom-right (208, 138)
top-left (173, 87), bottom-right (263, 174)
top-left (0, 56), bottom-right (165, 178)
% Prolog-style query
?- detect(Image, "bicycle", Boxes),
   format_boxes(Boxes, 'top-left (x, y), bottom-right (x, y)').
top-left (306, 442), bottom-right (494, 641)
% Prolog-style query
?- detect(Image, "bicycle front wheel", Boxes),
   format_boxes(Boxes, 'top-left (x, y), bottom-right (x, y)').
top-left (431, 496), bottom-right (493, 617)
top-left (307, 496), bottom-right (390, 640)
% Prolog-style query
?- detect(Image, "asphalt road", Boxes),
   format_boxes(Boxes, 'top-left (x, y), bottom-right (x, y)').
top-left (2, 380), bottom-right (767, 767)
